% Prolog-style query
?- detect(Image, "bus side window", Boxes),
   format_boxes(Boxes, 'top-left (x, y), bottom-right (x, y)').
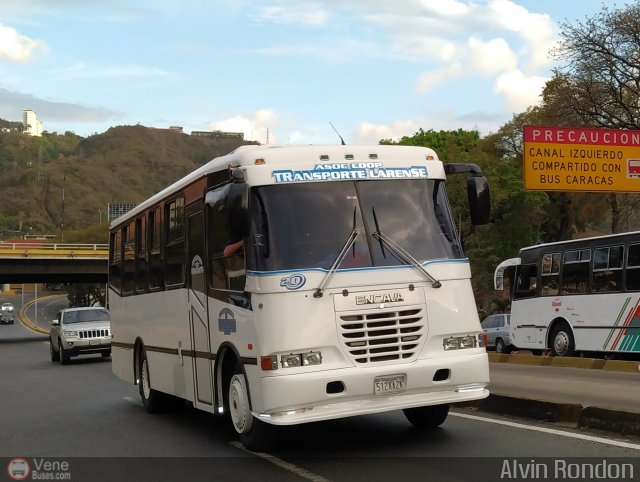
top-left (165, 196), bottom-right (186, 287)
top-left (541, 252), bottom-right (560, 296)
top-left (514, 264), bottom-right (537, 299)
top-left (148, 208), bottom-right (163, 290)
top-left (207, 187), bottom-right (248, 307)
top-left (561, 249), bottom-right (590, 294)
top-left (109, 229), bottom-right (122, 293)
top-left (626, 243), bottom-right (640, 291)
top-left (593, 245), bottom-right (623, 293)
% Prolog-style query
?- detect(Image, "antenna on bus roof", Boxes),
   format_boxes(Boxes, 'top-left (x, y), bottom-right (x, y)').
top-left (329, 122), bottom-right (346, 145)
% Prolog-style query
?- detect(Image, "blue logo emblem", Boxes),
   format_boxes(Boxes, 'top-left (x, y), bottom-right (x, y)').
top-left (218, 308), bottom-right (236, 335)
top-left (280, 273), bottom-right (306, 290)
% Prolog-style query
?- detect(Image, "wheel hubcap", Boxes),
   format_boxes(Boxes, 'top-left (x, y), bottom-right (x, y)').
top-left (142, 359), bottom-right (151, 398)
top-left (229, 374), bottom-right (252, 434)
top-left (554, 331), bottom-right (569, 355)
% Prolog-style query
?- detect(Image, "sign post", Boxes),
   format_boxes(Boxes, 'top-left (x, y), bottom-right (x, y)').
top-left (523, 125), bottom-right (640, 192)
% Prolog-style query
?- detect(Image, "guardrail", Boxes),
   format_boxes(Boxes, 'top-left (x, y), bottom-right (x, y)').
top-left (0, 243), bottom-right (109, 259)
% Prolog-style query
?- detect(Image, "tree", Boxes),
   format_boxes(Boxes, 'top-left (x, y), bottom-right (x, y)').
top-left (552, 2), bottom-right (640, 232)
top-left (66, 283), bottom-right (106, 307)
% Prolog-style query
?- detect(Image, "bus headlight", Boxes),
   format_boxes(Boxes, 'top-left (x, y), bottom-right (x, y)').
top-left (280, 351), bottom-right (323, 368)
top-left (301, 351), bottom-right (322, 366)
top-left (281, 354), bottom-right (302, 368)
top-left (443, 335), bottom-right (478, 350)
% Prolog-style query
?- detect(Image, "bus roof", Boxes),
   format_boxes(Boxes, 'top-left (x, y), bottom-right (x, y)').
top-left (110, 144), bottom-right (443, 228)
top-left (519, 231), bottom-right (640, 254)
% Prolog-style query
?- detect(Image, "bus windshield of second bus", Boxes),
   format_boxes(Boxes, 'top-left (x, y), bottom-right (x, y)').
top-left (248, 178), bottom-right (460, 272)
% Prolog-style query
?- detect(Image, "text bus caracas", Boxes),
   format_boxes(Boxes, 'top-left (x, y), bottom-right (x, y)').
top-left (494, 231), bottom-right (640, 357)
top-left (108, 144), bottom-right (491, 450)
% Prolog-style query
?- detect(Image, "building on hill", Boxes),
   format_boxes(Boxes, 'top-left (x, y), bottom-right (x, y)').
top-left (108, 202), bottom-right (136, 222)
top-left (23, 109), bottom-right (43, 137)
top-left (191, 130), bottom-right (244, 140)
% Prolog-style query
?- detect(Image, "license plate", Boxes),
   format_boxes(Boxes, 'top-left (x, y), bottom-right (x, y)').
top-left (89, 340), bottom-right (100, 346)
top-left (373, 374), bottom-right (406, 395)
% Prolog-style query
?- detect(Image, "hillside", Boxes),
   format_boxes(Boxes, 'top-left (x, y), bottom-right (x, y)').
top-left (0, 124), bottom-right (258, 242)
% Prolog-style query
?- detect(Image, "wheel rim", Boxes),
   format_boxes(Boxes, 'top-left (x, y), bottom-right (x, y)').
top-left (496, 340), bottom-right (504, 353)
top-left (229, 374), bottom-right (253, 434)
top-left (141, 358), bottom-right (151, 399)
top-left (554, 331), bottom-right (570, 356)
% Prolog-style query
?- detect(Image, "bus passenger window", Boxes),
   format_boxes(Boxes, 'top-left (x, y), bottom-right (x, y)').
top-left (514, 264), bottom-right (537, 299)
top-left (593, 246), bottom-right (623, 293)
top-left (561, 249), bottom-right (590, 294)
top-left (626, 244), bottom-right (640, 291)
top-left (541, 252), bottom-right (560, 296)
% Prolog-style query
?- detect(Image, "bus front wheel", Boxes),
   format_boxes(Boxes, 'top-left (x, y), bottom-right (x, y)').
top-left (139, 348), bottom-right (168, 413)
top-left (550, 324), bottom-right (575, 357)
top-left (228, 364), bottom-right (277, 451)
top-left (403, 403), bottom-right (450, 429)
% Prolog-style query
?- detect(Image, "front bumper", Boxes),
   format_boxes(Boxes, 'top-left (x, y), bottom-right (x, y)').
top-left (255, 351), bottom-right (489, 425)
top-left (63, 337), bottom-right (111, 356)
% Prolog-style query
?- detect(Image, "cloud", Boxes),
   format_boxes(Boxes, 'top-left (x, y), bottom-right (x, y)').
top-left (494, 70), bottom-right (548, 112)
top-left (0, 87), bottom-right (120, 123)
top-left (208, 108), bottom-right (279, 144)
top-left (415, 63), bottom-right (463, 93)
top-left (353, 109), bottom-right (507, 144)
top-left (57, 63), bottom-right (168, 80)
top-left (354, 119), bottom-right (419, 144)
top-left (0, 23), bottom-right (49, 63)
top-left (254, 3), bottom-right (329, 26)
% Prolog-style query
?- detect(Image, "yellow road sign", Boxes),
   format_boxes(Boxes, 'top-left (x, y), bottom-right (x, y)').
top-left (523, 125), bottom-right (640, 192)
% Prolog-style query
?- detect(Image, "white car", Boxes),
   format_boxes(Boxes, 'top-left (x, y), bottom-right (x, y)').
top-left (50, 307), bottom-right (111, 364)
top-left (0, 303), bottom-right (14, 324)
top-left (481, 313), bottom-right (511, 353)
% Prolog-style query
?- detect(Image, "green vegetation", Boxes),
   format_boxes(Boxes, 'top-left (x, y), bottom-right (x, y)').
top-left (0, 124), bottom-right (256, 240)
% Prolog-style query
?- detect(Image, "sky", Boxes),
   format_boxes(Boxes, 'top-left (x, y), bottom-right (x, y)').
top-left (0, 0), bottom-right (632, 145)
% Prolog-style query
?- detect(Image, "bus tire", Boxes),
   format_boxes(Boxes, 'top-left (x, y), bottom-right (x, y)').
top-left (138, 348), bottom-right (167, 413)
top-left (403, 403), bottom-right (449, 429)
top-left (228, 364), bottom-right (277, 451)
top-left (550, 324), bottom-right (575, 357)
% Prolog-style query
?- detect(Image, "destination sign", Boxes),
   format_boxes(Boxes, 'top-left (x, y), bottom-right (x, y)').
top-left (523, 125), bottom-right (640, 192)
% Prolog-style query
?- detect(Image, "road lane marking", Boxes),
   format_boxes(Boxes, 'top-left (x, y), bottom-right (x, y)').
top-left (229, 441), bottom-right (332, 482)
top-left (451, 411), bottom-right (640, 450)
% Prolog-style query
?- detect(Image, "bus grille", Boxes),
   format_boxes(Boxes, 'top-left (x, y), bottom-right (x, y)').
top-left (78, 329), bottom-right (110, 339)
top-left (338, 307), bottom-right (425, 364)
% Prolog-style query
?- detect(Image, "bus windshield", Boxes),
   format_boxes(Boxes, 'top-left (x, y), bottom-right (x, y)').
top-left (249, 179), bottom-right (461, 271)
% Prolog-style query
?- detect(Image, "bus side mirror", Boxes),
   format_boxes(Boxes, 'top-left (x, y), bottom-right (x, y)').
top-left (228, 169), bottom-right (249, 239)
top-left (467, 175), bottom-right (490, 225)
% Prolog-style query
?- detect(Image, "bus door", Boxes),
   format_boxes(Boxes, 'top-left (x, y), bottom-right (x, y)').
top-left (187, 201), bottom-right (213, 406)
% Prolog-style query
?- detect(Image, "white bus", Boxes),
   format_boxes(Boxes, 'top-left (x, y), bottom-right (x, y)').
top-left (494, 231), bottom-right (640, 357)
top-left (109, 144), bottom-right (491, 450)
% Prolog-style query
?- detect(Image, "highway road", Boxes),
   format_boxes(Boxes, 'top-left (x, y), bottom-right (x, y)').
top-left (489, 362), bottom-right (640, 412)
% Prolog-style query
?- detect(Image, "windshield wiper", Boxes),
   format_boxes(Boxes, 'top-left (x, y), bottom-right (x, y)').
top-left (314, 210), bottom-right (361, 298)
top-left (371, 207), bottom-right (441, 288)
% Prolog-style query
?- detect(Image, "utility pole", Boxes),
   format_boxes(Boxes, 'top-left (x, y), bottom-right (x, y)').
top-left (60, 175), bottom-right (65, 243)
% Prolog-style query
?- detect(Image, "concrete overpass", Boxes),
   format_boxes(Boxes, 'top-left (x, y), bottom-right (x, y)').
top-left (0, 242), bottom-right (108, 284)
